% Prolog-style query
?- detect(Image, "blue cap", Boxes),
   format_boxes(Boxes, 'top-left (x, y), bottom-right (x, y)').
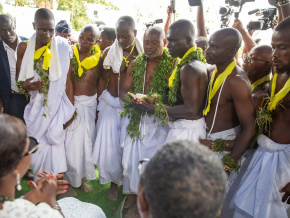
top-left (55, 20), bottom-right (71, 33)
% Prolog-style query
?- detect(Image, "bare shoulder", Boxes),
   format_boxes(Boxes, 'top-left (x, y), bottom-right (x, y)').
top-left (180, 60), bottom-right (207, 78)
top-left (17, 41), bottom-right (27, 55)
top-left (101, 46), bottom-right (111, 61)
top-left (229, 66), bottom-right (251, 88)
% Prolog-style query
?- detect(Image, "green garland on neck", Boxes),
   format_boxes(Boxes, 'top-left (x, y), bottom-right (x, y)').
top-left (71, 45), bottom-right (98, 81)
top-left (168, 47), bottom-right (205, 106)
top-left (120, 49), bottom-right (176, 139)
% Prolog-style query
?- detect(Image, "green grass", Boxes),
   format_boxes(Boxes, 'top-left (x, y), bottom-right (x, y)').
top-left (16, 168), bottom-right (125, 218)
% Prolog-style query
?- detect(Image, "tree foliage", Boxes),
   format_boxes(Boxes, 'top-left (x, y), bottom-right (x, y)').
top-left (5, 0), bottom-right (119, 30)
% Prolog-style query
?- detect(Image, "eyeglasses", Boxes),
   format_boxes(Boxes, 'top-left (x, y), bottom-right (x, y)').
top-left (242, 53), bottom-right (271, 64)
top-left (23, 137), bottom-right (39, 157)
top-left (138, 158), bottom-right (150, 175)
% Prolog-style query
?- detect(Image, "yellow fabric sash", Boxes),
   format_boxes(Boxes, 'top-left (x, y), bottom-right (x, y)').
top-left (203, 59), bottom-right (236, 116)
top-left (123, 42), bottom-right (136, 67)
top-left (267, 73), bottom-right (290, 111)
top-left (74, 43), bottom-right (101, 77)
top-left (168, 45), bottom-right (197, 87)
top-left (251, 74), bottom-right (271, 91)
top-left (27, 40), bottom-right (52, 70)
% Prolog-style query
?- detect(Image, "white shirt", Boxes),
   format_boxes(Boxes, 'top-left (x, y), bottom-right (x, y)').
top-left (3, 36), bottom-right (22, 92)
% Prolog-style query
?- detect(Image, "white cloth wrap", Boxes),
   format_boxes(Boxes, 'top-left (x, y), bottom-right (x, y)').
top-left (122, 114), bottom-right (170, 194)
top-left (103, 38), bottom-right (143, 74)
top-left (18, 34), bottom-right (63, 82)
top-left (221, 134), bottom-right (290, 218)
top-left (64, 94), bottom-right (98, 187)
top-left (164, 117), bottom-right (206, 143)
top-left (92, 90), bottom-right (123, 185)
top-left (24, 37), bottom-right (75, 179)
top-left (207, 126), bottom-right (252, 188)
top-left (58, 197), bottom-right (106, 218)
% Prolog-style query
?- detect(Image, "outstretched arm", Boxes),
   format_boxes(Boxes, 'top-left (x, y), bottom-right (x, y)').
top-left (164, 6), bottom-right (174, 37)
top-left (197, 3), bottom-right (207, 38)
top-left (229, 76), bottom-right (256, 161)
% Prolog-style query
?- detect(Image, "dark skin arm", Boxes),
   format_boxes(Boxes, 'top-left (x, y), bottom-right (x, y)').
top-left (63, 62), bottom-right (75, 129)
top-left (16, 42), bottom-right (44, 91)
top-left (120, 61), bottom-right (134, 102)
top-left (280, 182), bottom-right (290, 204)
top-left (228, 77), bottom-right (256, 161)
top-left (196, 3), bottom-right (207, 38)
top-left (164, 6), bottom-right (173, 38)
top-left (134, 63), bottom-right (206, 120)
top-left (97, 48), bottom-right (110, 98)
top-left (232, 19), bottom-right (256, 53)
top-left (0, 94), bottom-right (3, 113)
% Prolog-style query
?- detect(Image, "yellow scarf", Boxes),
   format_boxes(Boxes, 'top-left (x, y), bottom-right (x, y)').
top-left (203, 59), bottom-right (236, 116)
top-left (123, 42), bottom-right (136, 67)
top-left (267, 73), bottom-right (290, 111)
top-left (251, 74), bottom-right (271, 91)
top-left (27, 40), bottom-right (52, 70)
top-left (168, 45), bottom-right (196, 87)
top-left (73, 43), bottom-right (101, 77)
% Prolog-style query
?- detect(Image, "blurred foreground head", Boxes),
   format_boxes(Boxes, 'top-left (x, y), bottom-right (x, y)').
top-left (137, 140), bottom-right (227, 218)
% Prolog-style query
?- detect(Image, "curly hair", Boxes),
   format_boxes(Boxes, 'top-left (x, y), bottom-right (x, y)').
top-left (0, 114), bottom-right (27, 178)
top-left (140, 140), bottom-right (227, 218)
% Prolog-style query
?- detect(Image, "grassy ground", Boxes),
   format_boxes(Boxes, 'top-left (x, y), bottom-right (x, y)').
top-left (16, 168), bottom-right (125, 218)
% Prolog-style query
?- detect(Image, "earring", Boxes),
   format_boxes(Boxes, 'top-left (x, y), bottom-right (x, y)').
top-left (16, 173), bottom-right (22, 191)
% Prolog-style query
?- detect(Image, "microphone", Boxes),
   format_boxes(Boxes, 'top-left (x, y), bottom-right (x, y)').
top-left (248, 9), bottom-right (260, 15)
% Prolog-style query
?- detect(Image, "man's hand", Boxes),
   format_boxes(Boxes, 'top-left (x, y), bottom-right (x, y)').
top-left (131, 98), bottom-right (155, 113)
top-left (280, 182), bottom-right (290, 204)
top-left (198, 137), bottom-right (213, 150)
top-left (167, 5), bottom-right (174, 16)
top-left (0, 96), bottom-right (4, 113)
top-left (22, 76), bottom-right (44, 91)
top-left (232, 19), bottom-right (246, 33)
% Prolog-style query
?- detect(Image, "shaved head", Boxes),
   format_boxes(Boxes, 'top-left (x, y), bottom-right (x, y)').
top-left (169, 19), bottom-right (195, 41)
top-left (0, 14), bottom-right (14, 25)
top-left (115, 16), bottom-right (136, 49)
top-left (116, 16), bottom-right (135, 31)
top-left (213, 28), bottom-right (242, 50)
top-left (34, 8), bottom-right (54, 22)
top-left (251, 45), bottom-right (272, 62)
top-left (0, 14), bottom-right (17, 44)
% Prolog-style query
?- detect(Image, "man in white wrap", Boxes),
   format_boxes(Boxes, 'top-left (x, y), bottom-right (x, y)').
top-left (119, 27), bottom-right (176, 211)
top-left (199, 28), bottom-right (256, 187)
top-left (162, 20), bottom-right (208, 144)
top-left (16, 9), bottom-right (75, 179)
top-left (93, 16), bottom-right (142, 201)
top-left (221, 17), bottom-right (290, 218)
top-left (63, 25), bottom-right (102, 197)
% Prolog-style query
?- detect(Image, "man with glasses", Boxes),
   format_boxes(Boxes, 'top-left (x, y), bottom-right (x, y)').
top-left (15, 8), bottom-right (75, 180)
top-left (242, 45), bottom-right (272, 110)
top-left (0, 15), bottom-right (28, 118)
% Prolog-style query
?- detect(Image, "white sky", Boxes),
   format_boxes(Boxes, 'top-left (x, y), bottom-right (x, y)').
top-left (2, 0), bottom-right (274, 45)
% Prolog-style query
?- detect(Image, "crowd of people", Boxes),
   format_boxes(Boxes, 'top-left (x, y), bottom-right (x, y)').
top-left (0, 0), bottom-right (290, 217)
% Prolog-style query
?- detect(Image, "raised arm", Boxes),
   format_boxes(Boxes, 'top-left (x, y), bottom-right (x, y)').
top-left (232, 19), bottom-right (256, 53)
top-left (164, 6), bottom-right (173, 38)
top-left (119, 61), bottom-right (134, 102)
top-left (166, 62), bottom-right (208, 119)
top-left (196, 3), bottom-right (207, 38)
top-left (229, 75), bottom-right (256, 161)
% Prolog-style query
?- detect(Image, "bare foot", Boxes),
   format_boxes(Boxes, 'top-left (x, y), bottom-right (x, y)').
top-left (80, 179), bottom-right (92, 193)
top-left (124, 200), bottom-right (140, 218)
top-left (66, 185), bottom-right (77, 197)
top-left (108, 182), bottom-right (118, 201)
top-left (124, 194), bottom-right (137, 209)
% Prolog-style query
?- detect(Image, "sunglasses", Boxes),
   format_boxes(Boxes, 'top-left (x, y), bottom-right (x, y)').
top-left (23, 137), bottom-right (39, 157)
top-left (242, 53), bottom-right (271, 64)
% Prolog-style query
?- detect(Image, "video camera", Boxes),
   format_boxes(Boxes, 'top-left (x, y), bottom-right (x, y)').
top-left (220, 0), bottom-right (255, 28)
top-left (219, 6), bottom-right (234, 28)
top-left (144, 19), bottom-right (163, 28)
top-left (248, 8), bottom-right (277, 30)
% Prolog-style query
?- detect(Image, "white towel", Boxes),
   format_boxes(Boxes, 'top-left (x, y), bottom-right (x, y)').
top-left (18, 34), bottom-right (62, 82)
top-left (103, 38), bottom-right (143, 74)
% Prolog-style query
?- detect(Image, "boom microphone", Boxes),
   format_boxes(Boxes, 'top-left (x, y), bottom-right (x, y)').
top-left (248, 9), bottom-right (260, 15)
